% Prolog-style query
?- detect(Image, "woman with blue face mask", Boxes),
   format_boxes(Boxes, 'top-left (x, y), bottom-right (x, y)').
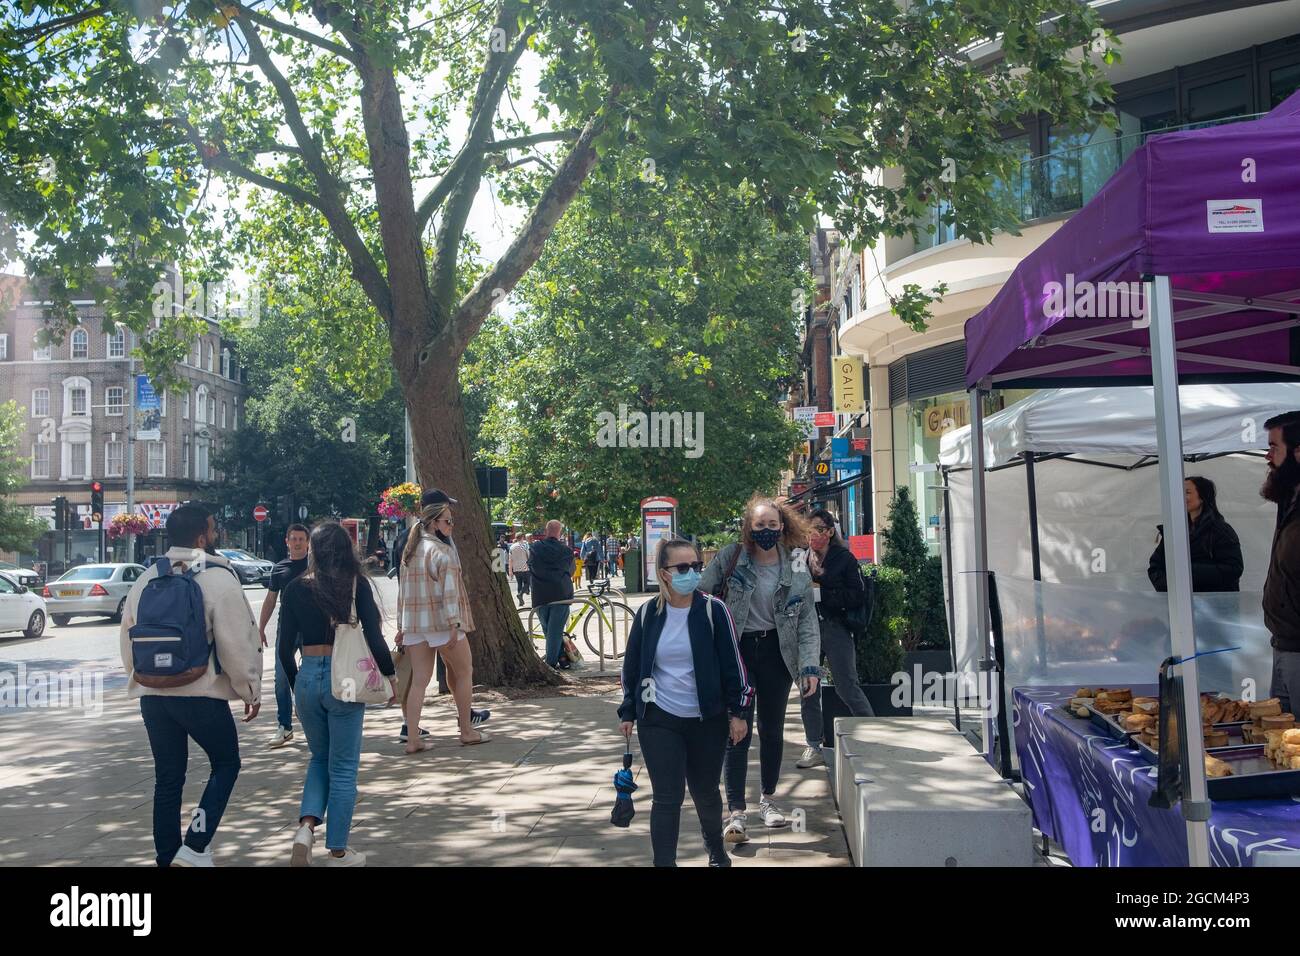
top-left (618, 538), bottom-right (752, 867)
top-left (697, 494), bottom-right (821, 846)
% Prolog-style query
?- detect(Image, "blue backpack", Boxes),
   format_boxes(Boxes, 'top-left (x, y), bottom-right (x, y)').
top-left (128, 556), bottom-right (219, 688)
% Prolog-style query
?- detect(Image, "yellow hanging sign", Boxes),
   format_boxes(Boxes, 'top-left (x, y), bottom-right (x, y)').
top-left (832, 355), bottom-right (865, 414)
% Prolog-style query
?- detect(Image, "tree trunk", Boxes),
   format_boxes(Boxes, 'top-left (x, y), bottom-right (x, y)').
top-left (405, 351), bottom-right (557, 687)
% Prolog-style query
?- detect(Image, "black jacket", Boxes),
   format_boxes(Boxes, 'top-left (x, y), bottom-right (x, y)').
top-left (810, 541), bottom-right (866, 624)
top-left (1264, 492), bottom-right (1300, 651)
top-left (528, 537), bottom-right (575, 606)
top-left (391, 526), bottom-right (410, 571)
top-left (618, 592), bottom-right (752, 723)
top-left (1147, 510), bottom-right (1244, 593)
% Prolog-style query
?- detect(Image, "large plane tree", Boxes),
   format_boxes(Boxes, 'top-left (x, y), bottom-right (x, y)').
top-left (0, 0), bottom-right (1113, 684)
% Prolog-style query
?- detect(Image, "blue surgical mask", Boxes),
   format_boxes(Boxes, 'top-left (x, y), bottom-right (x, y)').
top-left (752, 528), bottom-right (781, 551)
top-left (670, 570), bottom-right (701, 595)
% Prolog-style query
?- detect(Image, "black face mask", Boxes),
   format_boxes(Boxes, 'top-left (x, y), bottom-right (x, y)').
top-left (752, 528), bottom-right (781, 551)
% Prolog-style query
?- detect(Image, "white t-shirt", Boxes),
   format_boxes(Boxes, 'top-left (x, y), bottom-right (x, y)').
top-left (650, 604), bottom-right (700, 718)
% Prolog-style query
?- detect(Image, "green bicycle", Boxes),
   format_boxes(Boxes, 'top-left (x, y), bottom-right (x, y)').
top-left (517, 581), bottom-right (634, 660)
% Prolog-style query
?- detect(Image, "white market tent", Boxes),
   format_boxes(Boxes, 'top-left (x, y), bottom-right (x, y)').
top-left (937, 384), bottom-right (1294, 750)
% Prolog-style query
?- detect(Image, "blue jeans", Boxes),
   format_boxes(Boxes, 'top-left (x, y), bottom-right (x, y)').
top-left (274, 630), bottom-right (298, 731)
top-left (537, 603), bottom-right (571, 667)
top-left (294, 655), bottom-right (366, 851)
top-left (140, 695), bottom-right (242, 867)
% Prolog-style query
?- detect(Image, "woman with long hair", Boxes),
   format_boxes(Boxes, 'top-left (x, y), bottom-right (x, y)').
top-left (619, 537), bottom-right (751, 866)
top-left (796, 508), bottom-right (873, 770)
top-left (697, 494), bottom-right (821, 846)
top-left (1148, 475), bottom-right (1244, 592)
top-left (395, 489), bottom-right (490, 752)
top-left (280, 521), bottom-right (397, 867)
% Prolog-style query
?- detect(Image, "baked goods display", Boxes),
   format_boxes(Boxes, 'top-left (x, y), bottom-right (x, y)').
top-left (1262, 726), bottom-right (1300, 768)
top-left (1070, 685), bottom-right (1257, 755)
top-left (1241, 699), bottom-right (1295, 743)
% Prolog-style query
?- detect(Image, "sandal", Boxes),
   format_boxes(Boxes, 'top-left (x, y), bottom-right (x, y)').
top-left (460, 730), bottom-right (492, 746)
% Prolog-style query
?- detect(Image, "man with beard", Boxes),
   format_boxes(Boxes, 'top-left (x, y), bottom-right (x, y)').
top-left (1262, 411), bottom-right (1300, 712)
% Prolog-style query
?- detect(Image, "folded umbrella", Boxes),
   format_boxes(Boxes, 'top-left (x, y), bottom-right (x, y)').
top-left (610, 736), bottom-right (638, 828)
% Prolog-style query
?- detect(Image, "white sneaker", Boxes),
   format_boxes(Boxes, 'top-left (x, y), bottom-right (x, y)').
top-left (267, 727), bottom-right (293, 749)
top-left (796, 745), bottom-right (824, 769)
top-left (170, 844), bottom-right (215, 867)
top-left (722, 811), bottom-right (749, 844)
top-left (290, 823), bottom-right (314, 867)
top-left (322, 847), bottom-right (366, 867)
top-left (759, 798), bottom-right (788, 828)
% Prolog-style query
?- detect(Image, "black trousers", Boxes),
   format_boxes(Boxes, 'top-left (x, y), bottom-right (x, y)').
top-left (637, 703), bottom-right (729, 867)
top-left (513, 570), bottom-right (531, 600)
top-left (723, 630), bottom-right (793, 811)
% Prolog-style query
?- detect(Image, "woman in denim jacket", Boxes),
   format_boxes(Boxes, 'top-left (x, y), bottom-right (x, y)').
top-left (698, 494), bottom-right (821, 845)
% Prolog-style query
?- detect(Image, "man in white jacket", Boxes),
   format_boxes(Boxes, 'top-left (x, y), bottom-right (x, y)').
top-left (119, 504), bottom-right (262, 867)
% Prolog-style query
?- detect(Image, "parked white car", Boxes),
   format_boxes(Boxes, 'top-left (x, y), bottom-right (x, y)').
top-left (0, 569), bottom-right (47, 638)
top-left (42, 563), bottom-right (146, 625)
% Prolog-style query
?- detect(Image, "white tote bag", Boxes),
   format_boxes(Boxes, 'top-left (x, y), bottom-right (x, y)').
top-left (330, 581), bottom-right (389, 704)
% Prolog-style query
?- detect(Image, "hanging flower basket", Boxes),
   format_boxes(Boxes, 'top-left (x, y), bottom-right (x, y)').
top-left (379, 482), bottom-right (422, 520)
top-left (108, 512), bottom-right (151, 539)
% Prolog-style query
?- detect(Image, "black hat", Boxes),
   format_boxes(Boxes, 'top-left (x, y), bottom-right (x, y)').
top-left (421, 488), bottom-right (458, 507)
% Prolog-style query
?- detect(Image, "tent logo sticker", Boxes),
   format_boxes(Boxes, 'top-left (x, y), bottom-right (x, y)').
top-left (1207, 199), bottom-right (1263, 233)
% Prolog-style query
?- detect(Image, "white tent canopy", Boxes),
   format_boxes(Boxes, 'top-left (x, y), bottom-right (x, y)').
top-left (940, 384), bottom-right (1287, 761)
top-left (940, 383), bottom-right (1300, 469)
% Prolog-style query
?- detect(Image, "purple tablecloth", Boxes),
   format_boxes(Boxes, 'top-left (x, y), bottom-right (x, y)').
top-left (1014, 686), bottom-right (1300, 866)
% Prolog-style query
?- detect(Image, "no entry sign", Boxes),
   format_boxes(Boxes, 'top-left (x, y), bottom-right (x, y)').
top-left (253, 505), bottom-right (268, 522)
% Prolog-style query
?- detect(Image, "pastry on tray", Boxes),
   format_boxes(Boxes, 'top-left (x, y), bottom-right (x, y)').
top-left (1125, 713), bottom-right (1157, 732)
top-left (1205, 755), bottom-right (1233, 777)
top-left (1096, 688), bottom-right (1133, 703)
top-left (1132, 697), bottom-right (1159, 715)
top-left (1251, 698), bottom-right (1283, 719)
top-left (1204, 730), bottom-right (1230, 749)
top-left (1262, 713), bottom-right (1296, 730)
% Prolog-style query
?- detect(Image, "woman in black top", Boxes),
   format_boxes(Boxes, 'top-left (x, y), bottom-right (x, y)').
top-left (279, 522), bottom-right (396, 867)
top-left (1148, 477), bottom-right (1244, 593)
top-left (797, 509), bottom-right (874, 770)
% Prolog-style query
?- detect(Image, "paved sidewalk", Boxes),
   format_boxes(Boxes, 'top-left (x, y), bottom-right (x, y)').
top-left (0, 616), bottom-right (848, 867)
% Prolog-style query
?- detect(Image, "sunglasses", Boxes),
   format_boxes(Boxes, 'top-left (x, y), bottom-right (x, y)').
top-left (664, 562), bottom-right (704, 574)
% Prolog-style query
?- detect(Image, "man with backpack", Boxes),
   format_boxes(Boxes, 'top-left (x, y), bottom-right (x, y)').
top-left (118, 504), bottom-right (262, 867)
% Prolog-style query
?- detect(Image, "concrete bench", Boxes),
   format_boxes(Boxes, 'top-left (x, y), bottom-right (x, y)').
top-left (834, 716), bottom-right (1033, 867)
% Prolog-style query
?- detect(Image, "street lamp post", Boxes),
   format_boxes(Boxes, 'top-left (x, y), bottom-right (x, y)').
top-left (124, 345), bottom-right (137, 562)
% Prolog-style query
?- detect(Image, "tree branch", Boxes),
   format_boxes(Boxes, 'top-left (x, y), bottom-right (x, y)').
top-left (429, 6), bottom-right (535, 319)
top-left (487, 129), bottom-right (580, 153)
top-left (496, 154), bottom-right (555, 173)
top-left (233, 10), bottom-right (392, 320)
top-left (232, 3), bottom-right (359, 65)
top-left (174, 117), bottom-right (327, 212)
top-left (12, 5), bottom-right (106, 45)
top-left (447, 109), bottom-right (608, 357)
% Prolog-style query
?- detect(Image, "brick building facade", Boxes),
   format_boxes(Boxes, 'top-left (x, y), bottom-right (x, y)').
top-left (0, 272), bottom-right (248, 567)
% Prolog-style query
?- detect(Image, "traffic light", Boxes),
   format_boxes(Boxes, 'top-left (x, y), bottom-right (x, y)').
top-left (51, 496), bottom-right (67, 531)
top-left (90, 480), bottom-right (104, 524)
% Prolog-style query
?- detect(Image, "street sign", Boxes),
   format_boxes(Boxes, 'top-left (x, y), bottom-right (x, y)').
top-left (813, 411), bottom-right (835, 427)
top-left (298, 505), bottom-right (309, 520)
top-left (793, 405), bottom-right (818, 438)
top-left (253, 505), bottom-right (268, 522)
top-left (851, 437), bottom-right (868, 452)
top-left (813, 460), bottom-right (831, 481)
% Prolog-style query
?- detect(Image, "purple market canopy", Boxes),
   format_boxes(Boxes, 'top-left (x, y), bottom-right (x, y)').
top-left (965, 89), bottom-right (1300, 389)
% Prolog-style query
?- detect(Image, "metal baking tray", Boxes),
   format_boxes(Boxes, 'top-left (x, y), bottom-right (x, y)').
top-left (1128, 739), bottom-right (1300, 799)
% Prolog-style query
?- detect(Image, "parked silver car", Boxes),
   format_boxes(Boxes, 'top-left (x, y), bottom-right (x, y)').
top-left (42, 563), bottom-right (146, 625)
